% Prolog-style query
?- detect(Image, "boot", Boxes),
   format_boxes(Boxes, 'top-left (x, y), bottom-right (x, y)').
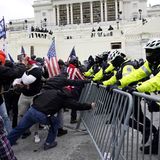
top-left (140, 130), bottom-right (159, 154)
top-left (57, 128), bottom-right (68, 137)
top-left (44, 141), bottom-right (57, 150)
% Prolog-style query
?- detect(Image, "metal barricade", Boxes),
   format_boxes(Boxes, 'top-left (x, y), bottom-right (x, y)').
top-left (77, 83), bottom-right (133, 160)
top-left (120, 92), bottom-right (160, 160)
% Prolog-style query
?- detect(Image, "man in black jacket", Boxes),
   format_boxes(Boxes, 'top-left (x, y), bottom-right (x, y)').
top-left (7, 74), bottom-right (95, 150)
top-left (0, 50), bottom-right (26, 134)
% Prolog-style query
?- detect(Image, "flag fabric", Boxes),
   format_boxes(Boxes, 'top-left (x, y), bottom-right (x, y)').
top-left (45, 39), bottom-right (60, 77)
top-left (67, 46), bottom-right (76, 62)
top-left (0, 17), bottom-right (6, 39)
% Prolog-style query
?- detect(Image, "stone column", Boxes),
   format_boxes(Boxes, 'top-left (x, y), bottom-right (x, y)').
top-left (57, 5), bottom-right (60, 26)
top-left (119, 0), bottom-right (123, 20)
top-left (52, 5), bottom-right (56, 26)
top-left (104, 0), bottom-right (107, 21)
top-left (115, 0), bottom-right (118, 20)
top-left (70, 3), bottom-right (73, 24)
top-left (90, 1), bottom-right (93, 23)
top-left (66, 4), bottom-right (69, 24)
top-left (100, 0), bottom-right (103, 22)
top-left (80, 3), bottom-right (83, 23)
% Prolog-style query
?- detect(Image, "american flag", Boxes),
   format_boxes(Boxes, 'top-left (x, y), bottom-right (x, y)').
top-left (45, 39), bottom-right (60, 77)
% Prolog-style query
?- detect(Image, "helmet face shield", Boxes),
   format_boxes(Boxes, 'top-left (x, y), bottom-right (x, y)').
top-left (146, 51), bottom-right (153, 58)
top-left (145, 39), bottom-right (160, 65)
top-left (146, 49), bottom-right (160, 65)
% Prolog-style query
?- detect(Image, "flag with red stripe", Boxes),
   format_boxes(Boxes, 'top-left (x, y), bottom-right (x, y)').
top-left (45, 39), bottom-right (60, 77)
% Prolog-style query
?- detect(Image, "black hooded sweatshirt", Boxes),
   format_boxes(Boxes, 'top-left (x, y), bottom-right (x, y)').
top-left (32, 75), bottom-right (91, 115)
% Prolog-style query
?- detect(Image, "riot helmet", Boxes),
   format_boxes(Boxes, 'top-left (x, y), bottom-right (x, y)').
top-left (145, 39), bottom-right (160, 65)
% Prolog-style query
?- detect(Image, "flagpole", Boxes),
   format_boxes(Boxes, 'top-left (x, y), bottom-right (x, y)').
top-left (2, 17), bottom-right (6, 56)
top-left (3, 17), bottom-right (6, 40)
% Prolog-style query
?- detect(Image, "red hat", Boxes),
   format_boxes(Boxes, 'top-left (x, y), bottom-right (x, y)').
top-left (0, 50), bottom-right (6, 65)
top-left (26, 57), bottom-right (36, 65)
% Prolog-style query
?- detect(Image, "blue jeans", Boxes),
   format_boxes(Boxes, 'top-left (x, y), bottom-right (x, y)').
top-left (0, 102), bottom-right (12, 134)
top-left (7, 107), bottom-right (59, 145)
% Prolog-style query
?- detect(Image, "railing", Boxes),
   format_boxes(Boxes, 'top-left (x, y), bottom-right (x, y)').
top-left (77, 83), bottom-right (160, 160)
top-left (77, 83), bottom-right (133, 160)
top-left (122, 92), bottom-right (160, 160)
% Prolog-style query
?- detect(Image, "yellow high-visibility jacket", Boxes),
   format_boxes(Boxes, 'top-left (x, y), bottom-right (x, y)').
top-left (136, 71), bottom-right (160, 92)
top-left (103, 61), bottom-right (136, 86)
top-left (120, 61), bottom-right (152, 88)
top-left (84, 66), bottom-right (94, 77)
top-left (92, 63), bottom-right (114, 82)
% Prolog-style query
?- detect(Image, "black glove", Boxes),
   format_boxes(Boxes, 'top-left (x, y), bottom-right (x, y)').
top-left (96, 81), bottom-right (103, 88)
top-left (106, 84), bottom-right (118, 92)
top-left (84, 80), bottom-right (92, 83)
top-left (86, 76), bottom-right (94, 79)
top-left (122, 86), bottom-right (137, 94)
top-left (147, 101), bottom-right (160, 112)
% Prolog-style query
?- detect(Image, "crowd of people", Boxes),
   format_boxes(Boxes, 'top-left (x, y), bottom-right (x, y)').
top-left (30, 26), bottom-right (53, 39)
top-left (91, 25), bottom-right (114, 37)
top-left (0, 38), bottom-right (160, 159)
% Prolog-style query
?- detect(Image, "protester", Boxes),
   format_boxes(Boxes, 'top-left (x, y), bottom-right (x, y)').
top-left (7, 74), bottom-right (95, 150)
top-left (0, 50), bottom-right (26, 134)
top-left (3, 60), bottom-right (25, 128)
top-left (57, 59), bottom-right (68, 136)
top-left (13, 56), bottom-right (43, 143)
top-left (66, 56), bottom-right (85, 123)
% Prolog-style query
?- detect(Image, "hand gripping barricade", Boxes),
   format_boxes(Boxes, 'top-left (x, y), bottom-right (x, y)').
top-left (76, 82), bottom-right (133, 160)
top-left (76, 83), bottom-right (160, 160)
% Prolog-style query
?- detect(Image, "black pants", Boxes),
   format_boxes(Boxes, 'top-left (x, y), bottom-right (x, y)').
top-left (4, 91), bottom-right (20, 128)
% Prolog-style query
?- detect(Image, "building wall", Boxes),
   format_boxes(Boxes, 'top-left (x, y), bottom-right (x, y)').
top-left (33, 0), bottom-right (148, 28)
top-left (1, 0), bottom-right (160, 63)
top-left (147, 5), bottom-right (160, 17)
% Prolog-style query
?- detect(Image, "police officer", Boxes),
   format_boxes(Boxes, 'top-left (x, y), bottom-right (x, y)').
top-left (118, 39), bottom-right (160, 154)
top-left (84, 54), bottom-right (103, 79)
top-left (101, 50), bottom-right (157, 150)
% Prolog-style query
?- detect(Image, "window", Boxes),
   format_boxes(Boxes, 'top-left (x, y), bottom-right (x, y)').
top-left (93, 1), bottom-right (101, 23)
top-left (59, 5), bottom-right (67, 25)
top-left (73, 3), bottom-right (81, 24)
top-left (111, 42), bottom-right (121, 49)
top-left (82, 2), bottom-right (90, 23)
top-left (107, 0), bottom-right (116, 21)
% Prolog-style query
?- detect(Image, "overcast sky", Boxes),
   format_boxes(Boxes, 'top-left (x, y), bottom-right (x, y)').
top-left (0, 0), bottom-right (160, 23)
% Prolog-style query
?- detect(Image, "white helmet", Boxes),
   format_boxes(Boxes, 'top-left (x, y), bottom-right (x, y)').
top-left (108, 50), bottom-right (122, 62)
top-left (145, 39), bottom-right (160, 49)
